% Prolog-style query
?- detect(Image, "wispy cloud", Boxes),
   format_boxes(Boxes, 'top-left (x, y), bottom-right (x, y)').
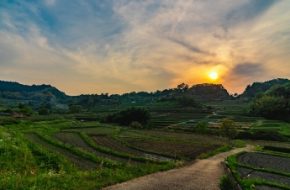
top-left (0, 0), bottom-right (289, 94)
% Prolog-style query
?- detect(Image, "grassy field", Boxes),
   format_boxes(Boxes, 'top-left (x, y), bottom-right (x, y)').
top-left (1, 99), bottom-right (290, 189)
top-left (0, 117), bottom-right (229, 190)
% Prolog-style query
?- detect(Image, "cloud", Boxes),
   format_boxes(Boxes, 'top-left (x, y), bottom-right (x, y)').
top-left (167, 37), bottom-right (212, 55)
top-left (44, 0), bottom-right (56, 6)
top-left (223, 0), bottom-right (278, 29)
top-left (0, 0), bottom-right (289, 94)
top-left (231, 63), bottom-right (266, 77)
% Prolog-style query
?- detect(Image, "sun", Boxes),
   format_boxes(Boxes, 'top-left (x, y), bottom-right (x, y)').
top-left (208, 71), bottom-right (219, 81)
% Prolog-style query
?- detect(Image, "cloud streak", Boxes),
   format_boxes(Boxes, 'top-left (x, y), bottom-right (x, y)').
top-left (0, 0), bottom-right (289, 94)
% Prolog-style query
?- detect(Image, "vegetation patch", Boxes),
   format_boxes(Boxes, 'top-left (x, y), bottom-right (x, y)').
top-left (26, 133), bottom-right (99, 170)
top-left (54, 132), bottom-right (132, 163)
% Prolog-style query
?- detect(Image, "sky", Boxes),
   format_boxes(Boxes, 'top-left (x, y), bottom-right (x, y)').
top-left (0, 0), bottom-right (290, 95)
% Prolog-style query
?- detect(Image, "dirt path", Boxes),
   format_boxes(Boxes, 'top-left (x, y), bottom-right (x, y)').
top-left (103, 145), bottom-right (254, 190)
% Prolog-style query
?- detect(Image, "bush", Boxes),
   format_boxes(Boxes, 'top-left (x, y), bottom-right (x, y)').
top-left (176, 95), bottom-right (201, 107)
top-left (105, 107), bottom-right (150, 126)
top-left (195, 121), bottom-right (208, 133)
top-left (220, 175), bottom-right (235, 190)
top-left (221, 119), bottom-right (238, 140)
top-left (130, 121), bottom-right (143, 129)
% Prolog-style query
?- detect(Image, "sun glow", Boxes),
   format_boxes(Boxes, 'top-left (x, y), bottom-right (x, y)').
top-left (209, 71), bottom-right (218, 81)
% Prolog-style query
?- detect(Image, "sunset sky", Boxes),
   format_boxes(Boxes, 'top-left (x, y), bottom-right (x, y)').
top-left (0, 0), bottom-right (290, 95)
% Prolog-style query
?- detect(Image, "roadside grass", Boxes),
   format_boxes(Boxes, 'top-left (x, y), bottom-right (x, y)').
top-left (198, 140), bottom-right (246, 159)
top-left (198, 145), bottom-right (232, 159)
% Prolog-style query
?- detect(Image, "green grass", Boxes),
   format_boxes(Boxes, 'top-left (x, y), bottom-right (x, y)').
top-left (0, 125), bottom-right (176, 190)
top-left (6, 98), bottom-right (290, 190)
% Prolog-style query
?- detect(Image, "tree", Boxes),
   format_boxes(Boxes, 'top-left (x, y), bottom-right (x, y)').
top-left (177, 95), bottom-right (201, 107)
top-left (221, 119), bottom-right (238, 140)
top-left (250, 83), bottom-right (290, 121)
top-left (18, 103), bottom-right (33, 116)
top-left (195, 121), bottom-right (208, 133)
top-left (177, 83), bottom-right (189, 92)
top-left (105, 107), bottom-right (151, 126)
top-left (38, 103), bottom-right (51, 115)
top-left (69, 105), bottom-right (82, 113)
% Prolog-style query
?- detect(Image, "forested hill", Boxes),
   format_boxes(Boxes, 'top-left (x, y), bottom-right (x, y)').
top-left (240, 78), bottom-right (290, 99)
top-left (187, 84), bottom-right (230, 100)
top-left (2, 79), bottom-right (290, 106)
top-left (0, 81), bottom-right (231, 107)
top-left (0, 81), bottom-right (67, 102)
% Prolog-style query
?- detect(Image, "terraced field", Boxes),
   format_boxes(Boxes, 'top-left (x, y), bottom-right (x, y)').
top-left (26, 133), bottom-right (98, 170)
top-left (226, 148), bottom-right (290, 190)
top-left (62, 124), bottom-right (226, 160)
top-left (90, 135), bottom-right (171, 161)
top-left (238, 152), bottom-right (290, 173)
top-left (54, 132), bottom-right (134, 163)
top-left (5, 118), bottom-right (231, 189)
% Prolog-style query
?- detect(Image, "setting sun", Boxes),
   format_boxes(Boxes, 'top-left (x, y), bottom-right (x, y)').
top-left (209, 71), bottom-right (219, 80)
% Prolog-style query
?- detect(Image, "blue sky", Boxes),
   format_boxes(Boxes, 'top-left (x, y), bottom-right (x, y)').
top-left (0, 0), bottom-right (290, 95)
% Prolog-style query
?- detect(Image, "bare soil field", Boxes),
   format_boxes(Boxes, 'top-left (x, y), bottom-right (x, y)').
top-left (237, 152), bottom-right (290, 173)
top-left (122, 138), bottom-right (219, 160)
top-left (237, 167), bottom-right (290, 186)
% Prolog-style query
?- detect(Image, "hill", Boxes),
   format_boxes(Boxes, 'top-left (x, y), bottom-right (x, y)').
top-left (240, 78), bottom-right (290, 99)
top-left (0, 81), bottom-right (232, 109)
top-left (0, 81), bottom-right (67, 105)
top-left (187, 84), bottom-right (230, 101)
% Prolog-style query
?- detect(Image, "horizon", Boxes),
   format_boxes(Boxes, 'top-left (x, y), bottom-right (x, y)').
top-left (1, 0), bottom-right (290, 95)
top-left (1, 78), bottom-right (288, 96)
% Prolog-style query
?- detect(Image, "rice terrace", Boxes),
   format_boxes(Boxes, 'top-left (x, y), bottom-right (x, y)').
top-left (1, 0), bottom-right (290, 190)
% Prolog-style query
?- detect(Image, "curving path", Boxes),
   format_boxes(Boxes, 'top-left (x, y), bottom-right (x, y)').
top-left (103, 145), bottom-right (254, 190)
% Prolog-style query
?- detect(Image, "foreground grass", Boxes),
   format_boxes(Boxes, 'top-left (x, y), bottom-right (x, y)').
top-left (0, 117), bottom-right (231, 189)
top-left (0, 125), bottom-right (176, 190)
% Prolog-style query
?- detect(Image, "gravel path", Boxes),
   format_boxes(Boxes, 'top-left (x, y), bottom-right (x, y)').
top-left (103, 145), bottom-right (254, 190)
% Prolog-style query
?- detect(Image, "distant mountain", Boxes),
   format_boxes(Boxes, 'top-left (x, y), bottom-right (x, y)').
top-left (0, 81), bottom-right (67, 104)
top-left (2, 79), bottom-right (289, 109)
top-left (240, 78), bottom-right (290, 98)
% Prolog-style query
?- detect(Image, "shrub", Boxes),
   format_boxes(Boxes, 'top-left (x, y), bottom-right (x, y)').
top-left (195, 121), bottom-right (208, 133)
top-left (105, 107), bottom-right (150, 126)
top-left (130, 121), bottom-right (143, 129)
top-left (220, 175), bottom-right (235, 190)
top-left (176, 95), bottom-right (201, 107)
top-left (221, 119), bottom-right (238, 140)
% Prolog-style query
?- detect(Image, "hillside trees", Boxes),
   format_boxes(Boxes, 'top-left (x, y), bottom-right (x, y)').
top-left (250, 83), bottom-right (290, 121)
top-left (104, 107), bottom-right (151, 127)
